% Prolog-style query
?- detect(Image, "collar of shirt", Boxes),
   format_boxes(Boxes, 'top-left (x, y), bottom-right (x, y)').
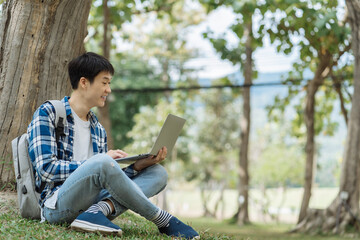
top-left (63, 96), bottom-right (99, 129)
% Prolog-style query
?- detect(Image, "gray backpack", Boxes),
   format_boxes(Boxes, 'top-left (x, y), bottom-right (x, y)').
top-left (12, 100), bottom-right (66, 219)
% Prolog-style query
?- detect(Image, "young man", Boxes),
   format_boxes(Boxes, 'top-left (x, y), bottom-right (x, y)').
top-left (27, 52), bottom-right (199, 239)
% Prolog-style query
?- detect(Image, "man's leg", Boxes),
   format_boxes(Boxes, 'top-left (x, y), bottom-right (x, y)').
top-left (43, 154), bottom-right (160, 223)
top-left (94, 164), bottom-right (168, 219)
top-left (43, 154), bottom-right (199, 239)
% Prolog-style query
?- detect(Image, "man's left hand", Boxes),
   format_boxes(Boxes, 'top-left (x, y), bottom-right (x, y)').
top-left (133, 146), bottom-right (167, 171)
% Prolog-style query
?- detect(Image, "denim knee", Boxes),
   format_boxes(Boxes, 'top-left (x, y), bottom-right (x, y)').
top-left (149, 164), bottom-right (168, 189)
top-left (83, 154), bottom-right (123, 179)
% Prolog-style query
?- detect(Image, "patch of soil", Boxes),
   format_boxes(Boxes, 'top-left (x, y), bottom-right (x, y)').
top-left (0, 191), bottom-right (18, 213)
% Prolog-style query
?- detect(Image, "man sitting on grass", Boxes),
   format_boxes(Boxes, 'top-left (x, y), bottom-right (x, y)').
top-left (27, 52), bottom-right (199, 239)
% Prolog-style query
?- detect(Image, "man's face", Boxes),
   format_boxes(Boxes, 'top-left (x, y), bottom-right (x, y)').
top-left (85, 71), bottom-right (112, 108)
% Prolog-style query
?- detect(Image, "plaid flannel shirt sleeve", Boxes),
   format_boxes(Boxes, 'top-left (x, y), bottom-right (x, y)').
top-left (27, 103), bottom-right (83, 183)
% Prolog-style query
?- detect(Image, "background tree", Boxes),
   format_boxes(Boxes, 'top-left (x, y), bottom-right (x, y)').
top-left (186, 82), bottom-right (240, 219)
top-left (200, 0), bottom-right (267, 224)
top-left (291, 0), bottom-right (360, 234)
top-left (264, 0), bottom-right (352, 223)
top-left (86, 0), bottom-right (201, 149)
top-left (251, 121), bottom-right (304, 222)
top-left (113, 1), bottom-right (203, 210)
top-left (97, 0), bottom-right (114, 148)
top-left (87, 0), bottom-right (143, 149)
top-left (124, 96), bottom-right (191, 210)
top-left (110, 54), bottom-right (163, 148)
top-left (0, 0), bottom-right (91, 187)
top-left (109, 0), bottom-right (203, 149)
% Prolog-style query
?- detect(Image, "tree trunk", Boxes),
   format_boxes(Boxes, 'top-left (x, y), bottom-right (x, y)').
top-left (298, 52), bottom-right (332, 223)
top-left (213, 182), bottom-right (225, 219)
top-left (200, 187), bottom-right (215, 218)
top-left (236, 20), bottom-right (252, 225)
top-left (0, 0), bottom-right (91, 187)
top-left (97, 0), bottom-right (114, 149)
top-left (332, 75), bottom-right (349, 125)
top-left (161, 59), bottom-right (171, 100)
top-left (276, 186), bottom-right (287, 224)
top-left (297, 77), bottom-right (319, 223)
top-left (292, 0), bottom-right (360, 234)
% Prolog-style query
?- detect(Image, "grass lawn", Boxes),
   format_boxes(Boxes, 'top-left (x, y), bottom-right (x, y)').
top-left (1, 192), bottom-right (358, 240)
top-left (184, 217), bottom-right (358, 240)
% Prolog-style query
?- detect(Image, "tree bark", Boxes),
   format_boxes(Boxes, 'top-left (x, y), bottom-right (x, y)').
top-left (200, 188), bottom-right (215, 218)
top-left (236, 20), bottom-right (252, 225)
top-left (293, 0), bottom-right (360, 234)
top-left (297, 77), bottom-right (319, 223)
top-left (0, 0), bottom-right (91, 186)
top-left (332, 76), bottom-right (349, 125)
top-left (297, 51), bottom-right (332, 223)
top-left (97, 0), bottom-right (114, 149)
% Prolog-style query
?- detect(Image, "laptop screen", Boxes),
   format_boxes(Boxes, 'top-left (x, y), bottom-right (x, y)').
top-left (149, 114), bottom-right (186, 156)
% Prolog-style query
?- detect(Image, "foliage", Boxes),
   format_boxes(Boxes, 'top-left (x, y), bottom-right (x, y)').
top-left (122, 92), bottom-right (196, 190)
top-left (113, 4), bottom-right (202, 147)
top-left (251, 122), bottom-right (305, 188)
top-left (108, 54), bottom-right (163, 148)
top-left (200, 0), bottom-right (267, 75)
top-left (124, 97), bottom-right (190, 158)
top-left (265, 0), bottom-right (353, 137)
top-left (117, 0), bottom-right (203, 88)
top-left (185, 83), bottom-right (240, 189)
top-left (87, 0), bottom-right (204, 148)
top-left (87, 0), bottom-right (179, 52)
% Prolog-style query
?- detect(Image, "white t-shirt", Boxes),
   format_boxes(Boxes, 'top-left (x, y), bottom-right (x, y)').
top-left (71, 108), bottom-right (93, 161)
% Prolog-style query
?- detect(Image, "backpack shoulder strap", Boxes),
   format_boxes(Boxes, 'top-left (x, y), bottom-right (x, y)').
top-left (46, 100), bottom-right (67, 142)
top-left (47, 100), bottom-right (66, 127)
top-left (33, 100), bottom-right (66, 193)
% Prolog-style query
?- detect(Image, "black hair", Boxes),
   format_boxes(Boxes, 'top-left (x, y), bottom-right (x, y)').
top-left (68, 52), bottom-right (114, 89)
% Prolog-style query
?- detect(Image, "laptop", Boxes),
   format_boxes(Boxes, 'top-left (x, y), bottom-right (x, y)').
top-left (115, 114), bottom-right (186, 164)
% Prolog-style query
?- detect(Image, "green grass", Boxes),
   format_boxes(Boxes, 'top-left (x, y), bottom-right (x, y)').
top-left (0, 196), bottom-right (223, 239)
top-left (184, 217), bottom-right (359, 240)
top-left (1, 195), bottom-right (358, 240)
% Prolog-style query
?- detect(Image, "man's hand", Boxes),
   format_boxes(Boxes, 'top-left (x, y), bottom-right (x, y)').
top-left (133, 146), bottom-right (167, 171)
top-left (106, 149), bottom-right (128, 159)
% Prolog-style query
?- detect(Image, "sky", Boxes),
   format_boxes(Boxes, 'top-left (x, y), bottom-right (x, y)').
top-left (185, 6), bottom-right (299, 79)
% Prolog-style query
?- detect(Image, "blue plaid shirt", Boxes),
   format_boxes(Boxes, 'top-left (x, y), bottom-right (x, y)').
top-left (27, 96), bottom-right (137, 206)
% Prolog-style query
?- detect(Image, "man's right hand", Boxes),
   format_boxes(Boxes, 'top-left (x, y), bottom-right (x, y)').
top-left (106, 149), bottom-right (128, 159)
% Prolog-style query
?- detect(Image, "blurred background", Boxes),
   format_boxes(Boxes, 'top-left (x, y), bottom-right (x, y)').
top-left (0, 0), bottom-right (356, 238)
top-left (84, 0), bottom-right (350, 227)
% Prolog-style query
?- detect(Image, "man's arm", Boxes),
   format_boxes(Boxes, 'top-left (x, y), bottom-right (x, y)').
top-left (28, 103), bottom-right (83, 183)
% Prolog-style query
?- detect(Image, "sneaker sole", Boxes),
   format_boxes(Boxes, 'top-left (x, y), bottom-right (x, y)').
top-left (70, 219), bottom-right (122, 236)
top-left (173, 236), bottom-right (200, 240)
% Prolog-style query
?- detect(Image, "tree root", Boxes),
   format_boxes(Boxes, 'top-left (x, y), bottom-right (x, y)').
top-left (291, 201), bottom-right (360, 235)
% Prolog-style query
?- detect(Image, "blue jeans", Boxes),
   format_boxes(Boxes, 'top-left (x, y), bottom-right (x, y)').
top-left (43, 154), bottom-right (168, 224)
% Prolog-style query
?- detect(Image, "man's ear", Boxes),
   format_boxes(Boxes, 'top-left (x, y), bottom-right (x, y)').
top-left (79, 77), bottom-right (89, 89)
